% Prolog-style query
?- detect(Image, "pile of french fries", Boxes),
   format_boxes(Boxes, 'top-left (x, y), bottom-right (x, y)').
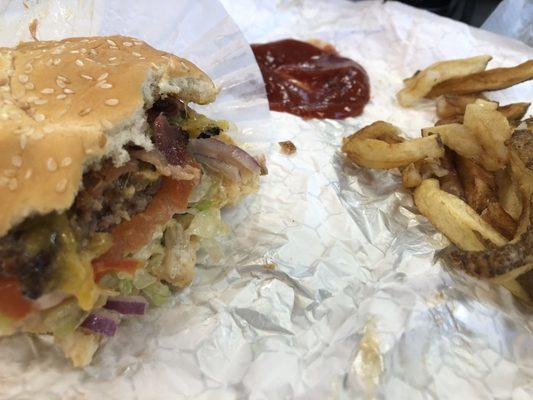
top-left (342, 56), bottom-right (533, 302)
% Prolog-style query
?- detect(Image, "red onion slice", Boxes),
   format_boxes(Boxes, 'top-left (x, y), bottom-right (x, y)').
top-left (104, 295), bottom-right (148, 315)
top-left (189, 138), bottom-right (261, 177)
top-left (194, 154), bottom-right (241, 182)
top-left (81, 309), bottom-right (120, 336)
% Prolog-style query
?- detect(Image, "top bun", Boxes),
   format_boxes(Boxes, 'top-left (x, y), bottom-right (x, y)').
top-left (0, 35), bottom-right (217, 237)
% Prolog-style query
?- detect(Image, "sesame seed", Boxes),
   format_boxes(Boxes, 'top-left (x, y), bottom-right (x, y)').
top-left (104, 98), bottom-right (119, 106)
top-left (57, 75), bottom-right (70, 83)
top-left (133, 41), bottom-right (142, 46)
top-left (43, 125), bottom-right (54, 133)
top-left (85, 58), bottom-right (95, 63)
top-left (19, 135), bottom-right (27, 149)
top-left (138, 57), bottom-right (146, 60)
top-left (8, 178), bottom-right (18, 191)
top-left (24, 83), bottom-right (35, 90)
top-left (24, 63), bottom-right (33, 72)
top-left (123, 41), bottom-right (133, 47)
top-left (100, 83), bottom-right (112, 89)
top-left (11, 155), bottom-right (22, 167)
top-left (27, 96), bottom-right (38, 102)
top-left (80, 48), bottom-right (87, 53)
top-left (63, 88), bottom-right (75, 94)
top-left (132, 51), bottom-right (141, 57)
top-left (69, 50), bottom-right (79, 54)
top-left (79, 107), bottom-right (91, 116)
top-left (108, 57), bottom-right (117, 61)
top-left (34, 113), bottom-right (45, 122)
top-left (101, 119), bottom-right (113, 129)
top-left (55, 178), bottom-right (68, 193)
top-left (24, 169), bottom-right (32, 179)
top-left (53, 58), bottom-right (61, 65)
top-left (41, 88), bottom-right (54, 94)
top-left (106, 39), bottom-right (117, 46)
top-left (46, 158), bottom-right (57, 171)
top-left (109, 46), bottom-right (118, 50)
top-left (61, 157), bottom-right (72, 167)
top-left (75, 59), bottom-right (84, 66)
top-left (56, 94), bottom-right (67, 100)
top-left (18, 74), bottom-right (29, 83)
top-left (90, 49), bottom-right (97, 56)
top-left (34, 99), bottom-right (48, 105)
top-left (97, 72), bottom-right (109, 81)
top-left (56, 79), bottom-right (66, 88)
top-left (81, 74), bottom-right (93, 80)
top-left (45, 59), bottom-right (53, 66)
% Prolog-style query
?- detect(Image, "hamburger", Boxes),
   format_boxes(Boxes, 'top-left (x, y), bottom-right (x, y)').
top-left (0, 36), bottom-right (263, 365)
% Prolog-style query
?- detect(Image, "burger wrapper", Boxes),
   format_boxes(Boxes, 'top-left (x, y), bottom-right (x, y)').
top-left (1, 0), bottom-right (533, 399)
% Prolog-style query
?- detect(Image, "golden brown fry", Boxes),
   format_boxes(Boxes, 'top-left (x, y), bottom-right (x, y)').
top-left (436, 94), bottom-right (486, 118)
top-left (342, 122), bottom-right (444, 169)
top-left (427, 59), bottom-right (533, 98)
top-left (422, 123), bottom-right (495, 168)
top-left (508, 130), bottom-right (533, 240)
top-left (435, 115), bottom-right (464, 126)
top-left (402, 162), bottom-right (422, 189)
top-left (456, 156), bottom-right (496, 213)
top-left (497, 102), bottom-right (530, 122)
top-left (349, 121), bottom-right (404, 143)
top-left (481, 202), bottom-right (517, 240)
top-left (439, 149), bottom-right (464, 198)
top-left (397, 55), bottom-right (492, 107)
top-left (463, 102), bottom-right (512, 171)
top-left (495, 169), bottom-right (522, 220)
top-left (414, 179), bottom-right (507, 251)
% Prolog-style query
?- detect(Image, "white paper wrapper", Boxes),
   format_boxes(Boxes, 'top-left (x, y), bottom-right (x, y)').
top-left (1, 1), bottom-right (533, 399)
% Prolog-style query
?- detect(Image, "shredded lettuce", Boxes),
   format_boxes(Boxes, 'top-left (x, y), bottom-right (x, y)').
top-left (186, 208), bottom-right (229, 238)
top-left (142, 281), bottom-right (171, 306)
top-left (133, 268), bottom-right (157, 290)
top-left (43, 299), bottom-right (86, 338)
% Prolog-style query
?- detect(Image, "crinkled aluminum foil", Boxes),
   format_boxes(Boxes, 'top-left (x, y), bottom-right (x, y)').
top-left (1, 1), bottom-right (533, 399)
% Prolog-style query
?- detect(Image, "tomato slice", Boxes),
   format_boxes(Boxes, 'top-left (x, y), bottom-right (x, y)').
top-left (92, 259), bottom-right (141, 281)
top-left (97, 177), bottom-right (195, 262)
top-left (0, 278), bottom-right (34, 320)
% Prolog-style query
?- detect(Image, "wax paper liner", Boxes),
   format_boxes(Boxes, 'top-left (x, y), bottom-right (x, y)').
top-left (1, 0), bottom-right (533, 399)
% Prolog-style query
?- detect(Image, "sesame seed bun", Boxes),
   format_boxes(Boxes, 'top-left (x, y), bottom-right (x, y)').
top-left (0, 35), bottom-right (217, 237)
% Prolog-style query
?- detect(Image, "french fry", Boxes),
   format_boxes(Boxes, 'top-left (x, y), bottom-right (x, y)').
top-left (435, 115), bottom-right (464, 126)
top-left (481, 202), bottom-right (517, 240)
top-left (435, 94), bottom-right (484, 118)
top-left (456, 156), bottom-right (496, 212)
top-left (414, 179), bottom-right (507, 251)
top-left (439, 149), bottom-right (464, 198)
top-left (342, 122), bottom-right (444, 169)
top-left (495, 169), bottom-right (522, 220)
top-left (463, 102), bottom-right (512, 171)
top-left (348, 121), bottom-right (404, 143)
top-left (427, 59), bottom-right (533, 98)
top-left (497, 102), bottom-right (530, 122)
top-left (397, 55), bottom-right (492, 107)
top-left (402, 162), bottom-right (422, 189)
top-left (422, 123), bottom-right (494, 168)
